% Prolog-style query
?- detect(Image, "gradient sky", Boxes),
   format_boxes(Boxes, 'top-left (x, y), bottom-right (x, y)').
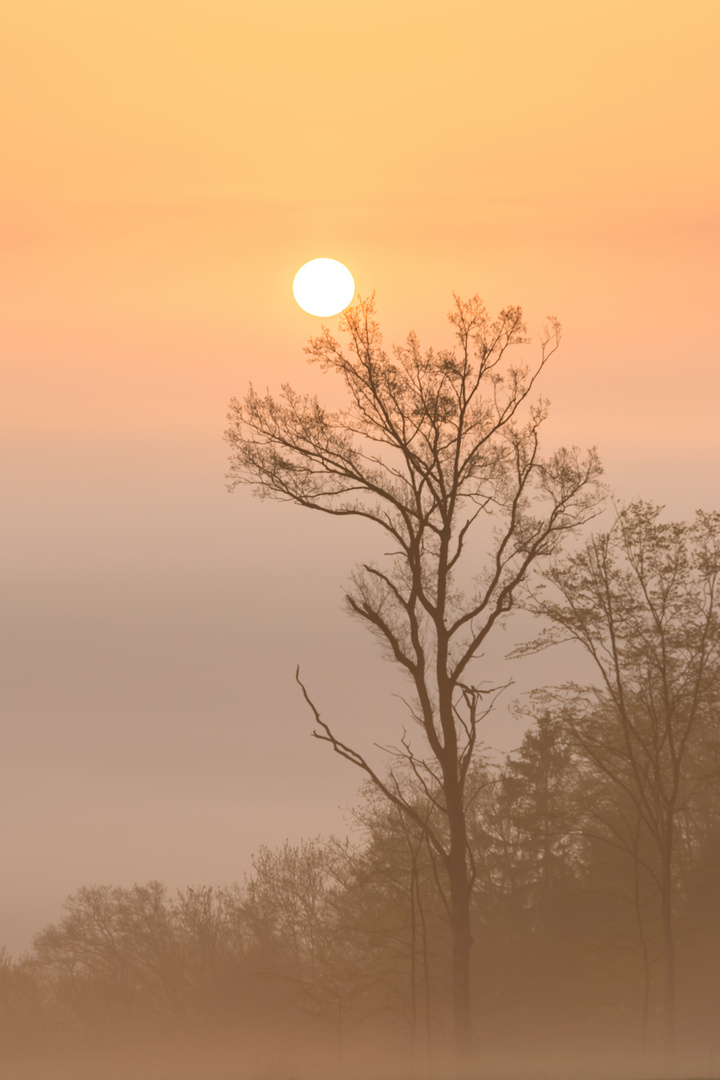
top-left (2, 0), bottom-right (719, 953)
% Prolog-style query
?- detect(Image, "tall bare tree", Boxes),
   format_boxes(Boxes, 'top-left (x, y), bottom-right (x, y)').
top-left (521, 502), bottom-right (720, 1059)
top-left (225, 294), bottom-right (604, 1066)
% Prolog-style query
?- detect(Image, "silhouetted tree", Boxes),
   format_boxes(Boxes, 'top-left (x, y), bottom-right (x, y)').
top-left (225, 294), bottom-right (604, 1067)
top-left (33, 883), bottom-right (185, 1039)
top-left (348, 781), bottom-right (448, 1062)
top-left (0, 949), bottom-right (44, 1051)
top-left (522, 501), bottom-right (720, 1059)
top-left (502, 712), bottom-right (581, 909)
top-left (244, 837), bottom-right (395, 1064)
top-left (171, 884), bottom-right (249, 1029)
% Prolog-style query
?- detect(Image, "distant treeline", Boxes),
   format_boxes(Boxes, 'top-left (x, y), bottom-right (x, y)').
top-left (3, 716), bottom-right (720, 1071)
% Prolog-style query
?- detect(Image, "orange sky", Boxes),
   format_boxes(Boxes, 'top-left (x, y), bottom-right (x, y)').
top-left (2, 0), bottom-right (719, 951)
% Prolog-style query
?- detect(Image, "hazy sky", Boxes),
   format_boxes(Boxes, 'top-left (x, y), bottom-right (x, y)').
top-left (2, 0), bottom-right (719, 953)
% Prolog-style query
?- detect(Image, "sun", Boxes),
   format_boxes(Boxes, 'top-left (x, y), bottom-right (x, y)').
top-left (292, 258), bottom-right (355, 317)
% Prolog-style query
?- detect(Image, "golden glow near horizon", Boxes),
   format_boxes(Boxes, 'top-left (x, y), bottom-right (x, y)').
top-left (292, 259), bottom-right (355, 317)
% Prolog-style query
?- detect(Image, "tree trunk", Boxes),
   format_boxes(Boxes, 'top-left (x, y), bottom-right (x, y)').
top-left (447, 795), bottom-right (474, 1074)
top-left (409, 854), bottom-right (418, 1063)
top-left (661, 859), bottom-right (676, 1062)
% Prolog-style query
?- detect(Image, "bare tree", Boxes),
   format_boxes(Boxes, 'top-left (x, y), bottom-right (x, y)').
top-left (521, 501), bottom-right (720, 1059)
top-left (225, 293), bottom-right (604, 1066)
top-left (348, 780), bottom-right (445, 1063)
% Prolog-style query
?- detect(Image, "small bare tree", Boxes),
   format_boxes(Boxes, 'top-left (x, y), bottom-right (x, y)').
top-left (225, 294), bottom-right (604, 1066)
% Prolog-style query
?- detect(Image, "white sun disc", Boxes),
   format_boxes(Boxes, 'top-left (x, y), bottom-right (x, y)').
top-left (293, 258), bottom-right (355, 317)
